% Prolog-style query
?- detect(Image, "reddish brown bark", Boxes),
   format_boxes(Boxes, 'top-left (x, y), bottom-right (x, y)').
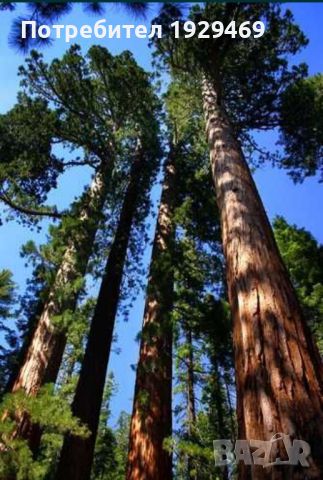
top-left (2, 165), bottom-right (110, 451)
top-left (202, 76), bottom-right (323, 479)
top-left (55, 143), bottom-right (148, 480)
top-left (126, 154), bottom-right (175, 480)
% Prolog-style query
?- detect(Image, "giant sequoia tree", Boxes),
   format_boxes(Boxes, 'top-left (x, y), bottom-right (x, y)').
top-left (1, 3), bottom-right (322, 480)
top-left (55, 83), bottom-right (161, 480)
top-left (126, 78), bottom-right (202, 480)
top-left (1, 44), bottom-right (160, 452)
top-left (127, 75), bottom-right (226, 480)
top-left (127, 146), bottom-right (176, 480)
top-left (152, 4), bottom-right (323, 478)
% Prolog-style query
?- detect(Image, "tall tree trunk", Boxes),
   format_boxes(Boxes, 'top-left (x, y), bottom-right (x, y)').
top-left (186, 327), bottom-right (196, 431)
top-left (126, 152), bottom-right (175, 480)
top-left (56, 142), bottom-right (148, 480)
top-left (186, 326), bottom-right (197, 480)
top-left (202, 75), bottom-right (323, 480)
top-left (2, 162), bottom-right (110, 452)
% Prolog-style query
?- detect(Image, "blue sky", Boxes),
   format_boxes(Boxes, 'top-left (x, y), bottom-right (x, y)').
top-left (0, 3), bottom-right (322, 424)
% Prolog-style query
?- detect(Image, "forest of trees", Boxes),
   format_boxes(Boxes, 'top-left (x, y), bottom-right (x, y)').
top-left (0, 2), bottom-right (322, 480)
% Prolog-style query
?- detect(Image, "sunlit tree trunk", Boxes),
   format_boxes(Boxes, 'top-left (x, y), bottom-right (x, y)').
top-left (126, 152), bottom-right (176, 480)
top-left (4, 298), bottom-right (46, 395)
top-left (202, 75), bottom-right (323, 480)
top-left (56, 142), bottom-right (147, 480)
top-left (2, 162), bottom-right (110, 451)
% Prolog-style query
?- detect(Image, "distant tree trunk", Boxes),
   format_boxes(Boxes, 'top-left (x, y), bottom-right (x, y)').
top-left (202, 75), bottom-right (323, 480)
top-left (56, 141), bottom-right (148, 480)
top-left (2, 162), bottom-right (110, 452)
top-left (186, 326), bottom-right (197, 480)
top-left (209, 356), bottom-right (229, 480)
top-left (223, 370), bottom-right (236, 442)
top-left (126, 152), bottom-right (176, 480)
top-left (186, 327), bottom-right (196, 431)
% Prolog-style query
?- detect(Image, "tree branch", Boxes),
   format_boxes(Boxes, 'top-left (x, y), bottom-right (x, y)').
top-left (0, 192), bottom-right (63, 219)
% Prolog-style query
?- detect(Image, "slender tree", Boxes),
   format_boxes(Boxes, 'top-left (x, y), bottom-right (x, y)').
top-left (152, 4), bottom-right (323, 478)
top-left (171, 155), bottom-right (233, 480)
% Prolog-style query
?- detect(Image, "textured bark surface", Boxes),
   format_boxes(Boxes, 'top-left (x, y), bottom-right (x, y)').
top-left (126, 156), bottom-right (175, 480)
top-left (56, 146), bottom-right (146, 480)
top-left (2, 166), bottom-right (109, 449)
top-left (202, 76), bottom-right (323, 480)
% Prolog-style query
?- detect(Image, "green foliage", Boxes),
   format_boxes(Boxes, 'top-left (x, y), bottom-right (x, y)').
top-left (1, 43), bottom-right (161, 226)
top-left (0, 94), bottom-right (62, 225)
top-left (279, 74), bottom-right (323, 181)
top-left (152, 3), bottom-right (312, 172)
top-left (274, 216), bottom-right (323, 351)
top-left (91, 378), bottom-right (131, 480)
top-left (0, 95), bottom-right (59, 188)
top-left (91, 375), bottom-right (118, 480)
top-left (153, 4), bottom-right (307, 131)
top-left (19, 44), bottom-right (160, 165)
top-left (111, 412), bottom-right (131, 480)
top-left (0, 270), bottom-right (17, 395)
top-left (0, 385), bottom-right (89, 480)
top-left (58, 298), bottom-right (96, 384)
top-left (2, 5), bottom-right (321, 478)
top-left (4, 2), bottom-right (147, 52)
top-left (0, 270), bottom-right (15, 319)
